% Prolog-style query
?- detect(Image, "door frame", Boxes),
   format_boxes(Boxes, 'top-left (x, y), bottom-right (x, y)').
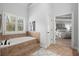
top-left (53, 13), bottom-right (74, 48)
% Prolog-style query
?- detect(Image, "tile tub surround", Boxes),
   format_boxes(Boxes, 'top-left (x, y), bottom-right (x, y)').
top-left (0, 37), bottom-right (37, 48)
top-left (0, 32), bottom-right (40, 56)
top-left (0, 32), bottom-right (40, 41)
top-left (1, 39), bottom-right (40, 56)
top-left (27, 32), bottom-right (40, 43)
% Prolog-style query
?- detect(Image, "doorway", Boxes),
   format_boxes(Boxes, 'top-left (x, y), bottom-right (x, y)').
top-left (47, 13), bottom-right (75, 56)
top-left (55, 13), bottom-right (72, 48)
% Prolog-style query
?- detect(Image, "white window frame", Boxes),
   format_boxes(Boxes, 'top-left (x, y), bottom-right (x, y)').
top-left (16, 16), bottom-right (26, 33)
top-left (2, 12), bottom-right (26, 35)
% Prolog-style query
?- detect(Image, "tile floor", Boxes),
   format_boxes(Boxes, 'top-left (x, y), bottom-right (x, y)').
top-left (32, 48), bottom-right (59, 56)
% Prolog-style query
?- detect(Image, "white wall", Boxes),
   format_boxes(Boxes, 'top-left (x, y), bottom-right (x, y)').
top-left (72, 3), bottom-right (78, 50)
top-left (28, 3), bottom-right (50, 48)
top-left (0, 3), bottom-right (28, 32)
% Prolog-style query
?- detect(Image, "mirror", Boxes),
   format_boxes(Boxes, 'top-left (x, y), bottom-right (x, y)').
top-left (29, 21), bottom-right (36, 31)
top-left (32, 21), bottom-right (35, 31)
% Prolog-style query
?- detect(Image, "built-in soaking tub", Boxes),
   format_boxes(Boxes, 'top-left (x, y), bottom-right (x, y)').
top-left (0, 36), bottom-right (36, 48)
top-left (0, 36), bottom-right (40, 56)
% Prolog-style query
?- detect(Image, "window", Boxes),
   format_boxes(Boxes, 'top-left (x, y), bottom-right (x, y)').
top-left (4, 12), bottom-right (25, 34)
top-left (6, 15), bottom-right (16, 31)
top-left (17, 18), bottom-right (24, 31)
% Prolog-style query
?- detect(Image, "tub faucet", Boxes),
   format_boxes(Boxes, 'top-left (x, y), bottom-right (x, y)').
top-left (4, 40), bottom-right (7, 45)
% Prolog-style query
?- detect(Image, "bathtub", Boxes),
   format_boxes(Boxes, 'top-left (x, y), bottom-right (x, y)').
top-left (0, 36), bottom-right (36, 48)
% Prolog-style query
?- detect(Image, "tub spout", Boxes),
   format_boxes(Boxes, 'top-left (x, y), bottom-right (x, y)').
top-left (4, 40), bottom-right (7, 45)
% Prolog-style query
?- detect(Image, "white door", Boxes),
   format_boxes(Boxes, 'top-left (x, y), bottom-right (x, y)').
top-left (48, 17), bottom-right (56, 44)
